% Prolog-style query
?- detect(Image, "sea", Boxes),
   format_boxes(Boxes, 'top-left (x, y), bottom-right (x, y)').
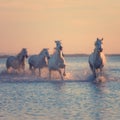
top-left (0, 55), bottom-right (120, 120)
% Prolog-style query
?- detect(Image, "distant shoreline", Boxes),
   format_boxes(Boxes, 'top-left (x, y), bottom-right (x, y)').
top-left (0, 54), bottom-right (120, 58)
top-left (65, 54), bottom-right (120, 57)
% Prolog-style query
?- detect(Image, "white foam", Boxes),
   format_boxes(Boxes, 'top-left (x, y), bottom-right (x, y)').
top-left (0, 69), bottom-right (117, 83)
top-left (94, 76), bottom-right (106, 83)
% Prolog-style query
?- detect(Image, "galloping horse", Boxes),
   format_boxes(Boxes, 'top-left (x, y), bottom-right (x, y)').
top-left (88, 38), bottom-right (106, 78)
top-left (48, 40), bottom-right (66, 80)
top-left (6, 48), bottom-right (28, 72)
top-left (28, 48), bottom-right (50, 76)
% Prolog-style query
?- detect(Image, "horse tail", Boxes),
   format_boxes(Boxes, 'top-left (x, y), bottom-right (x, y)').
top-left (6, 58), bottom-right (12, 72)
top-left (29, 63), bottom-right (33, 70)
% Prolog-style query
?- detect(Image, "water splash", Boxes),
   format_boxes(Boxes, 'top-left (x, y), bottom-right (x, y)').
top-left (0, 68), bottom-right (118, 83)
top-left (94, 76), bottom-right (106, 83)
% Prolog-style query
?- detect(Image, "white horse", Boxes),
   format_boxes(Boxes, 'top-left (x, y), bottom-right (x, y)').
top-left (48, 40), bottom-right (66, 80)
top-left (89, 38), bottom-right (106, 78)
top-left (28, 48), bottom-right (50, 76)
top-left (6, 48), bottom-right (28, 72)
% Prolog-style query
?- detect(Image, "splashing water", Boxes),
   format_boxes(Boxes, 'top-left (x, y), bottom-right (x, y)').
top-left (94, 76), bottom-right (106, 83)
top-left (0, 68), bottom-right (111, 84)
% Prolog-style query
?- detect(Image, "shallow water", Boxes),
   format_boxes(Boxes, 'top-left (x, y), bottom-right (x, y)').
top-left (0, 56), bottom-right (120, 120)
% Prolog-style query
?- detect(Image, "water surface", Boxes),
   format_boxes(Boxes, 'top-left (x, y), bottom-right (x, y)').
top-left (0, 56), bottom-right (120, 120)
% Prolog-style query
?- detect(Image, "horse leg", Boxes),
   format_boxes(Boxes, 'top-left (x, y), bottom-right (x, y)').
top-left (7, 67), bottom-right (11, 73)
top-left (91, 66), bottom-right (96, 78)
top-left (6, 62), bottom-right (11, 73)
top-left (90, 64), bottom-right (97, 78)
top-left (89, 64), bottom-right (96, 77)
top-left (49, 69), bottom-right (52, 80)
top-left (93, 68), bottom-right (97, 78)
top-left (63, 66), bottom-right (66, 76)
top-left (100, 67), bottom-right (103, 76)
top-left (29, 66), bottom-right (32, 74)
top-left (39, 68), bottom-right (41, 77)
top-left (29, 64), bottom-right (35, 75)
top-left (22, 63), bottom-right (25, 73)
top-left (33, 68), bottom-right (36, 75)
top-left (29, 63), bottom-right (32, 71)
top-left (58, 69), bottom-right (64, 80)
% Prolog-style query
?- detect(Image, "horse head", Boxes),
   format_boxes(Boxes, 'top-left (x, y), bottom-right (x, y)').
top-left (41, 48), bottom-right (50, 60)
top-left (95, 38), bottom-right (103, 52)
top-left (17, 48), bottom-right (28, 64)
top-left (21, 48), bottom-right (28, 58)
top-left (55, 40), bottom-right (63, 51)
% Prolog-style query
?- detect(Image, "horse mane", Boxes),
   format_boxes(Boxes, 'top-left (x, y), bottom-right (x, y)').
top-left (94, 39), bottom-right (98, 46)
top-left (17, 50), bottom-right (23, 60)
top-left (38, 49), bottom-right (49, 65)
top-left (38, 49), bottom-right (47, 56)
top-left (52, 48), bottom-right (63, 58)
top-left (16, 48), bottom-right (26, 63)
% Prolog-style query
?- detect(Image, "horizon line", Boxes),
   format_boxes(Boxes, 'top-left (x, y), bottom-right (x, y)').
top-left (0, 53), bottom-right (120, 58)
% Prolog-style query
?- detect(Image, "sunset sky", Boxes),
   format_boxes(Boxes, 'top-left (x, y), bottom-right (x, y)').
top-left (0, 0), bottom-right (120, 54)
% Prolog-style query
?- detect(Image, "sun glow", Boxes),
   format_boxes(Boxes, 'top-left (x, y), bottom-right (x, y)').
top-left (0, 0), bottom-right (120, 54)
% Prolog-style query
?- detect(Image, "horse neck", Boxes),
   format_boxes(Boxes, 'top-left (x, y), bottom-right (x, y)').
top-left (39, 52), bottom-right (46, 62)
top-left (93, 49), bottom-right (102, 61)
top-left (54, 50), bottom-right (65, 63)
top-left (17, 53), bottom-right (25, 63)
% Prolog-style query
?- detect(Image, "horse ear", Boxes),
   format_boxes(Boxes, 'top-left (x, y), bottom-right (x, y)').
top-left (55, 40), bottom-right (61, 42)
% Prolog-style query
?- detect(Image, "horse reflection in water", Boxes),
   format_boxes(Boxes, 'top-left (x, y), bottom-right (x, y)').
top-left (28, 48), bottom-right (50, 76)
top-left (89, 38), bottom-right (106, 78)
top-left (48, 40), bottom-right (66, 80)
top-left (6, 48), bottom-right (28, 72)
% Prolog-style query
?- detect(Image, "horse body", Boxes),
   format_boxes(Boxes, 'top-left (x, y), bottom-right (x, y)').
top-left (6, 56), bottom-right (21, 69)
top-left (48, 40), bottom-right (66, 80)
top-left (6, 48), bottom-right (28, 72)
top-left (49, 49), bottom-right (65, 70)
top-left (89, 38), bottom-right (106, 78)
top-left (28, 48), bottom-right (50, 76)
